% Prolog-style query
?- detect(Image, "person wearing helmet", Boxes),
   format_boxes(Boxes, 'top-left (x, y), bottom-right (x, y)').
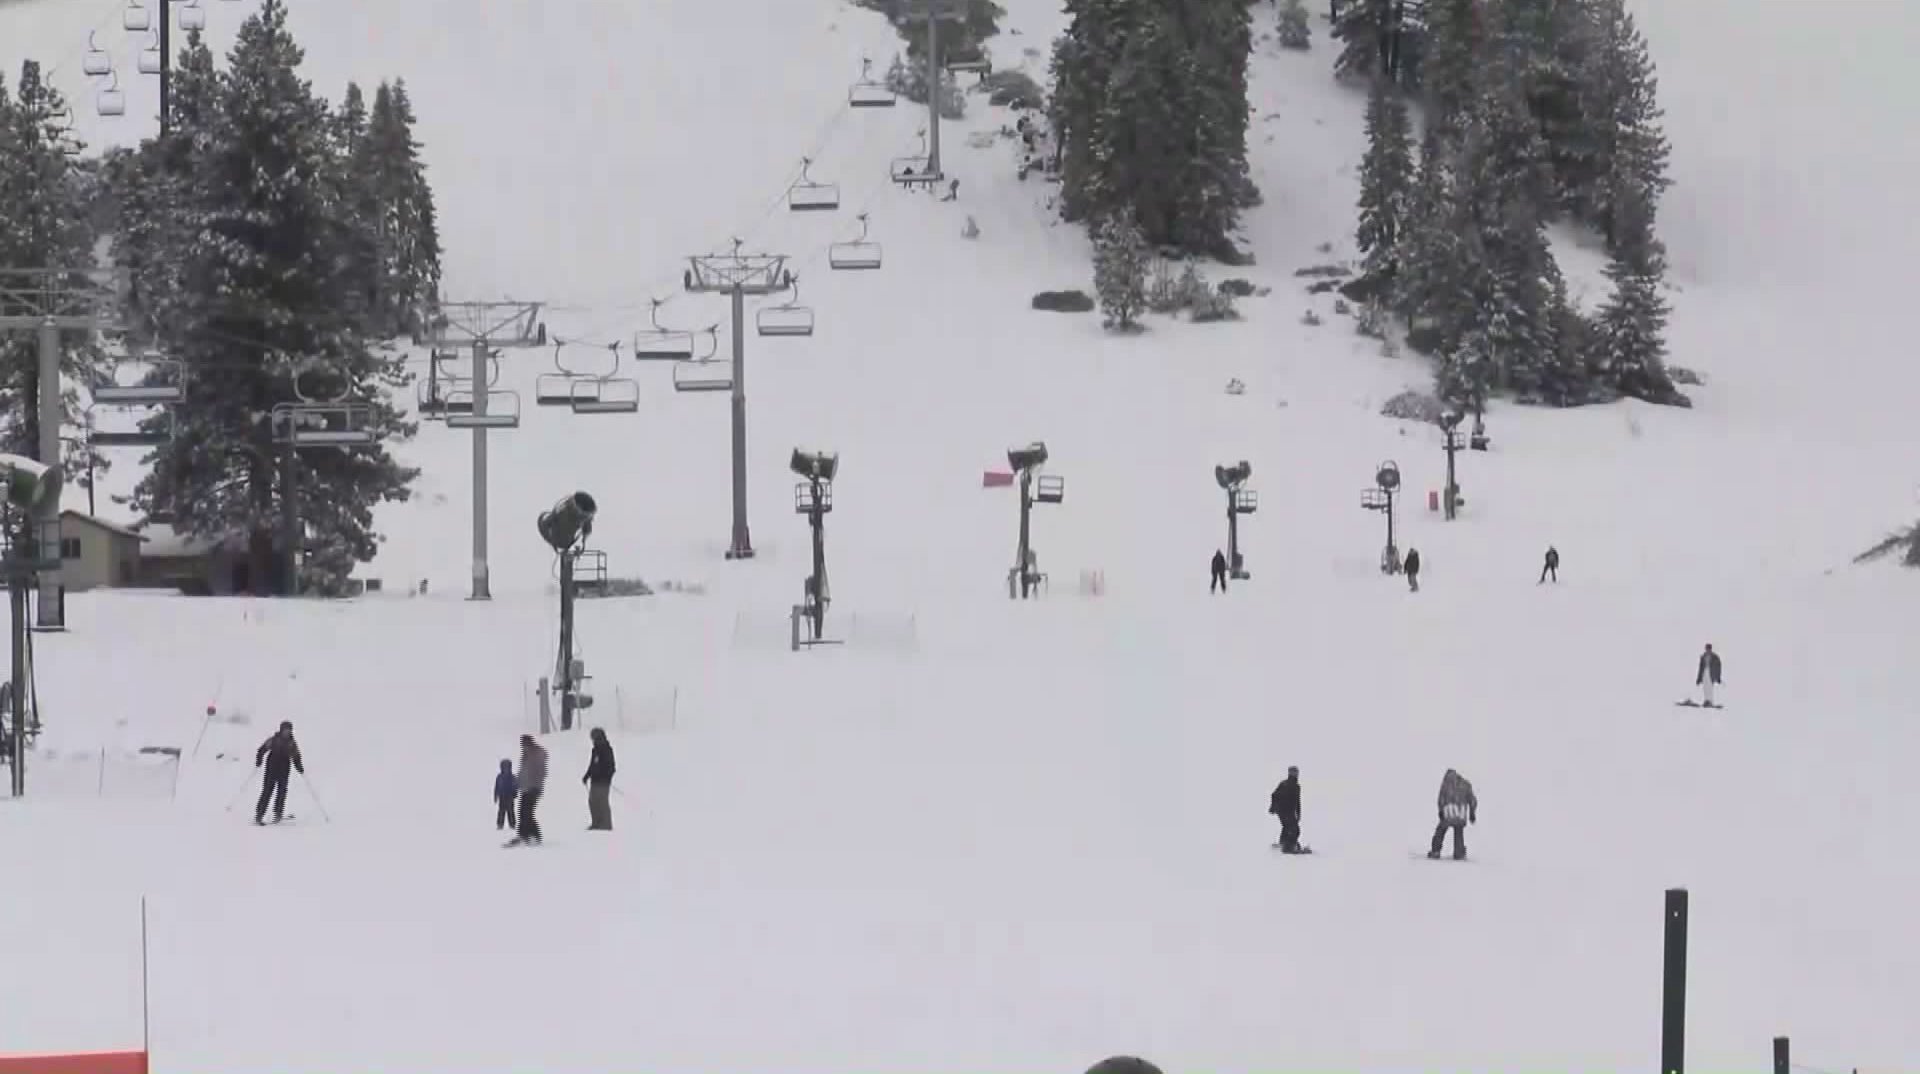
top-left (253, 720), bottom-right (304, 825)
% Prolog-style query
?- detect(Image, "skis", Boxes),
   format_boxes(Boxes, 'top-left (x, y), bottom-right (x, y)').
top-left (253, 815), bottom-right (296, 825)
top-left (1411, 851), bottom-right (1469, 862)
top-left (1674, 700), bottom-right (1722, 709)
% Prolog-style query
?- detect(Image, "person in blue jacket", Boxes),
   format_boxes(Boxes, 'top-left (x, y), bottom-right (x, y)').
top-left (493, 759), bottom-right (517, 830)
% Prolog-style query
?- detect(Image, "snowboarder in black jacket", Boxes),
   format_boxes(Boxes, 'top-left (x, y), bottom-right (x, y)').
top-left (254, 721), bottom-right (304, 825)
top-left (1210, 550), bottom-right (1229, 593)
top-left (583, 727), bottom-right (616, 830)
top-left (1429, 768), bottom-right (1476, 860)
top-left (1270, 766), bottom-right (1304, 852)
top-left (1403, 548), bottom-right (1421, 591)
top-left (1539, 545), bottom-right (1559, 584)
top-left (1695, 644), bottom-right (1723, 707)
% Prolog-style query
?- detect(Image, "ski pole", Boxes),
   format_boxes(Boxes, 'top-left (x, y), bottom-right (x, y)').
top-left (298, 772), bottom-right (333, 823)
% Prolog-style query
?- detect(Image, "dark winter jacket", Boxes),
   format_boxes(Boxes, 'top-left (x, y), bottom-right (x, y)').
top-left (1270, 776), bottom-right (1300, 821)
top-left (1437, 769), bottom-right (1476, 822)
top-left (1211, 551), bottom-right (1228, 576)
top-left (494, 770), bottom-right (517, 803)
top-left (518, 738), bottom-right (549, 793)
top-left (255, 731), bottom-right (304, 776)
top-left (1404, 550), bottom-right (1421, 575)
top-left (1695, 651), bottom-right (1722, 684)
top-left (1545, 547), bottom-right (1559, 568)
top-left (584, 738), bottom-right (616, 785)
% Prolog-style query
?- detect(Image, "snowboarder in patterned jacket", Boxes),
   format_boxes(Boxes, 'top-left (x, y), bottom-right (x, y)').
top-left (1270, 766), bottom-right (1304, 852)
top-left (1428, 768), bottom-right (1476, 860)
top-left (1695, 644), bottom-right (1722, 707)
top-left (1211, 550), bottom-right (1229, 593)
top-left (253, 721), bottom-right (303, 825)
top-left (509, 734), bottom-right (548, 846)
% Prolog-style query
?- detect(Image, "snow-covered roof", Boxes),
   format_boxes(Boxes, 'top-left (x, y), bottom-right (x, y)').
top-left (59, 511), bottom-right (146, 542)
top-left (135, 523), bottom-right (227, 558)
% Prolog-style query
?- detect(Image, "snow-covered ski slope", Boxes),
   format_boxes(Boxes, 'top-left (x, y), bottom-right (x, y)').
top-left (3, 0), bottom-right (1918, 1071)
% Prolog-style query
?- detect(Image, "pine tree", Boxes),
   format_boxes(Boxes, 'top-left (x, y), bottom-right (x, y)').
top-left (1050, 0), bottom-right (1132, 225)
top-left (1420, 0), bottom-right (1482, 144)
top-left (1582, 0), bottom-right (1670, 252)
top-left (0, 62), bottom-right (109, 481)
top-left (121, 0), bottom-right (416, 592)
top-left (1355, 76), bottom-right (1414, 285)
top-left (1333, 0), bottom-right (1423, 85)
top-left (1278, 0), bottom-right (1312, 50)
top-left (360, 80), bottom-right (442, 339)
top-left (1592, 182), bottom-right (1681, 405)
top-left (1092, 212), bottom-right (1150, 331)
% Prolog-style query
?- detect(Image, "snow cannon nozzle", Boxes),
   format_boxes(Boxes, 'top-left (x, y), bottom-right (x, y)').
top-left (537, 491), bottom-right (597, 551)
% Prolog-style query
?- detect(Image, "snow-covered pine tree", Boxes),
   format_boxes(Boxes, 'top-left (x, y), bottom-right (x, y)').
top-left (1419, 0), bottom-right (1482, 144)
top-left (1436, 326), bottom-right (1495, 409)
top-left (123, 0), bottom-right (416, 593)
top-left (0, 62), bottom-right (109, 479)
top-left (361, 80), bottom-right (443, 339)
top-left (1279, 0), bottom-right (1313, 50)
top-left (1333, 0), bottom-right (1423, 86)
top-left (1581, 0), bottom-right (1670, 253)
top-left (1592, 182), bottom-right (1681, 405)
top-left (1092, 211), bottom-right (1150, 331)
top-left (1050, 0), bottom-right (1132, 225)
top-left (1355, 75), bottom-right (1415, 286)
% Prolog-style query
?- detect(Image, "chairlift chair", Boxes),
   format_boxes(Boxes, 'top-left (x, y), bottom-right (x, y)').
top-left (92, 358), bottom-right (185, 406)
top-left (137, 32), bottom-right (161, 74)
top-left (443, 389), bottom-right (523, 429)
top-left (178, 0), bottom-right (206, 30)
top-left (848, 58), bottom-right (896, 108)
top-left (97, 71), bottom-right (126, 117)
top-left (788, 158), bottom-right (841, 212)
top-left (632, 298), bottom-right (696, 361)
top-left (672, 361), bottom-right (733, 393)
top-left (84, 32), bottom-right (113, 76)
top-left (945, 46), bottom-right (991, 73)
top-left (90, 408), bottom-right (173, 448)
top-left (756, 276), bottom-right (816, 337)
top-left (123, 0), bottom-right (150, 31)
top-left (276, 401), bottom-right (378, 448)
top-left (570, 377), bottom-right (640, 414)
top-left (537, 339), bottom-right (618, 405)
top-left (828, 214), bottom-right (882, 271)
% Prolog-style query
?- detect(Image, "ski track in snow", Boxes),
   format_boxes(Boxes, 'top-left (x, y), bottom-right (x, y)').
top-left (2, 0), bottom-right (1917, 1071)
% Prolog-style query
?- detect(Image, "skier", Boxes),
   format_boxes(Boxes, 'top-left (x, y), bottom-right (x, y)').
top-left (1269, 766), bottom-right (1305, 853)
top-left (1695, 643), bottom-right (1723, 707)
top-left (583, 727), bottom-right (616, 831)
top-left (1539, 545), bottom-right (1559, 584)
top-left (508, 733), bottom-right (548, 846)
top-left (1403, 548), bottom-right (1421, 592)
top-left (253, 720), bottom-right (304, 825)
top-left (493, 759), bottom-right (517, 831)
top-left (1428, 767), bottom-right (1476, 860)
top-left (1210, 549), bottom-right (1229, 593)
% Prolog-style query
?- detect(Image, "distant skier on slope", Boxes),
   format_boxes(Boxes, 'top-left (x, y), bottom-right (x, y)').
top-left (1428, 768), bottom-right (1476, 860)
top-left (254, 721), bottom-right (304, 825)
top-left (1695, 644), bottom-right (1723, 707)
top-left (1403, 548), bottom-right (1421, 592)
top-left (1539, 545), bottom-right (1559, 584)
top-left (583, 727), bottom-right (615, 831)
top-left (1270, 766), bottom-right (1306, 853)
top-left (1211, 550), bottom-right (1229, 593)
top-left (507, 734), bottom-right (548, 846)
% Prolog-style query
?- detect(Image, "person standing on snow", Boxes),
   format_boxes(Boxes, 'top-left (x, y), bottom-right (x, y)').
top-left (1428, 768), bottom-right (1477, 860)
top-left (1403, 548), bottom-right (1421, 592)
top-left (253, 720), bottom-right (304, 825)
top-left (493, 759), bottom-right (517, 831)
top-left (1539, 545), bottom-right (1559, 584)
top-left (509, 733), bottom-right (548, 846)
top-left (1270, 766), bottom-right (1305, 852)
top-left (583, 727), bottom-right (616, 831)
top-left (1695, 644), bottom-right (1723, 707)
top-left (1211, 550), bottom-right (1229, 593)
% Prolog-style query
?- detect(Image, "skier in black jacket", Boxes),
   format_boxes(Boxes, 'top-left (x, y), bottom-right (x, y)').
top-left (1210, 550), bottom-right (1229, 593)
top-left (1695, 644), bottom-right (1723, 707)
top-left (1539, 545), bottom-right (1559, 584)
top-left (583, 727), bottom-right (616, 830)
top-left (1403, 548), bottom-right (1421, 592)
top-left (1269, 766), bottom-right (1304, 852)
top-left (254, 721), bottom-right (304, 825)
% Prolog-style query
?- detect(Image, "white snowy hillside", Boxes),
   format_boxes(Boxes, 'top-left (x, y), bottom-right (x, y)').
top-left (1, 0), bottom-right (1916, 1071)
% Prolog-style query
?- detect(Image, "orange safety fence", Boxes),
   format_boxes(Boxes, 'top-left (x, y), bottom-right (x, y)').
top-left (0, 1050), bottom-right (148, 1074)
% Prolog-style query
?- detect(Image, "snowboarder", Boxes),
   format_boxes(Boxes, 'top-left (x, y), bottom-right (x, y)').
top-left (583, 727), bottom-right (615, 831)
top-left (493, 759), bottom-right (517, 830)
top-left (1695, 644), bottom-right (1723, 707)
top-left (1270, 766), bottom-right (1305, 852)
top-left (508, 733), bottom-right (548, 846)
top-left (1539, 545), bottom-right (1559, 584)
top-left (253, 720), bottom-right (304, 825)
top-left (1428, 768), bottom-right (1476, 860)
top-left (1210, 549), bottom-right (1229, 593)
top-left (1403, 548), bottom-right (1421, 592)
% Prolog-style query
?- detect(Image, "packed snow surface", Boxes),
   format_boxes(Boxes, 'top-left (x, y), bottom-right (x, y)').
top-left (2, 0), bottom-right (1916, 1071)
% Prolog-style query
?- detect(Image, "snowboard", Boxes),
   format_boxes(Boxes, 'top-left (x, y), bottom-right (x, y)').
top-left (1674, 700), bottom-right (1722, 709)
top-left (1412, 851), bottom-right (1469, 862)
top-left (1271, 843), bottom-right (1314, 854)
top-left (254, 815), bottom-right (296, 825)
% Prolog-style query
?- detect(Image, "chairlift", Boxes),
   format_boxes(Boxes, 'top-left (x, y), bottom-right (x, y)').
top-left (890, 130), bottom-right (940, 187)
top-left (672, 360), bottom-right (733, 393)
top-left (537, 339), bottom-right (619, 405)
top-left (123, 0), bottom-right (150, 32)
top-left (945, 46), bottom-right (991, 73)
top-left (848, 57), bottom-right (896, 109)
top-left (443, 389), bottom-right (523, 429)
top-left (137, 31), bottom-right (161, 75)
top-left (92, 358), bottom-right (184, 406)
top-left (177, 0), bottom-right (206, 30)
top-left (84, 32), bottom-right (113, 77)
top-left (570, 377), bottom-right (640, 415)
top-left (828, 213), bottom-right (882, 271)
top-left (756, 275), bottom-right (815, 337)
top-left (632, 298), bottom-right (696, 361)
top-left (97, 70), bottom-right (126, 117)
top-left (787, 157), bottom-right (841, 212)
top-left (275, 401), bottom-right (378, 448)
top-left (89, 408), bottom-right (173, 448)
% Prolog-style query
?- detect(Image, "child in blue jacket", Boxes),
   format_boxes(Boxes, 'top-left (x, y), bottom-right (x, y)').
top-left (494, 759), bottom-right (517, 829)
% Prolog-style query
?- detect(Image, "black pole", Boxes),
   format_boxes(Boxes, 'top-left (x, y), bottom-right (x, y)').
top-left (1772, 1037), bottom-right (1788, 1074)
top-left (279, 444), bottom-right (298, 596)
top-left (1225, 489), bottom-right (1239, 576)
top-left (1015, 470), bottom-right (1033, 599)
top-left (808, 478), bottom-right (827, 640)
top-left (1443, 432), bottom-right (1459, 521)
top-left (557, 549), bottom-right (576, 731)
top-left (159, 0), bottom-right (171, 135)
top-left (10, 571), bottom-right (29, 796)
top-left (1663, 888), bottom-right (1689, 1074)
top-left (1384, 490), bottom-right (1397, 568)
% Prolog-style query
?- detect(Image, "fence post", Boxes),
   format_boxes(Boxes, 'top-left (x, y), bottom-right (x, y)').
top-left (1663, 888), bottom-right (1688, 1074)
